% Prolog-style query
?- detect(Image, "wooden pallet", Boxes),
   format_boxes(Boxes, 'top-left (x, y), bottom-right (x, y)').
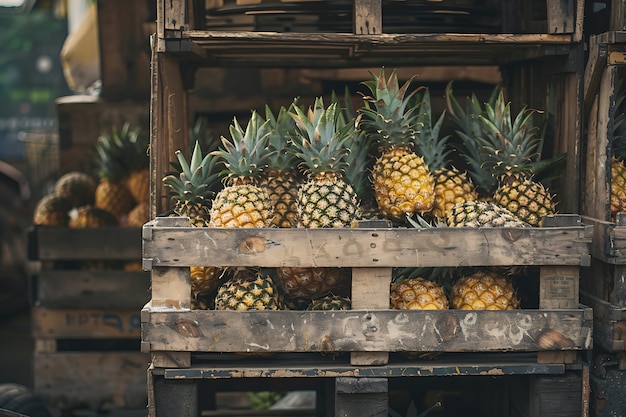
top-left (141, 214), bottom-right (592, 417)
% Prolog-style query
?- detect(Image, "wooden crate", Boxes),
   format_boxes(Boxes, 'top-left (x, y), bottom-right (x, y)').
top-left (28, 226), bottom-right (150, 412)
top-left (141, 214), bottom-right (593, 417)
top-left (581, 31), bottom-right (626, 368)
top-left (55, 95), bottom-right (149, 175)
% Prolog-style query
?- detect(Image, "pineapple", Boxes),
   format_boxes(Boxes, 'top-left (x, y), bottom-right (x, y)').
top-left (94, 125), bottom-right (137, 221)
top-left (446, 201), bottom-right (530, 228)
top-left (332, 87), bottom-right (378, 220)
top-left (261, 103), bottom-right (301, 228)
top-left (451, 269), bottom-right (520, 310)
top-left (126, 201), bottom-right (150, 228)
top-left (390, 276), bottom-right (449, 310)
top-left (32, 194), bottom-right (72, 226)
top-left (120, 122), bottom-right (151, 205)
top-left (446, 83), bottom-right (558, 226)
top-left (54, 171), bottom-right (96, 208)
top-left (209, 111), bottom-right (274, 228)
top-left (413, 87), bottom-right (477, 221)
top-left (163, 140), bottom-right (223, 297)
top-left (289, 97), bottom-right (360, 228)
top-left (307, 295), bottom-right (351, 310)
top-left (69, 205), bottom-right (118, 228)
top-left (214, 268), bottom-right (282, 311)
top-left (359, 67), bottom-right (435, 221)
top-left (610, 78), bottom-right (626, 221)
top-left (274, 98), bottom-right (355, 299)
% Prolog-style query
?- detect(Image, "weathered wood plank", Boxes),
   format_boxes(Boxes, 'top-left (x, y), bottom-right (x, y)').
top-left (354, 0), bottom-right (381, 35)
top-left (142, 218), bottom-right (591, 269)
top-left (34, 351), bottom-right (148, 410)
top-left (32, 227), bottom-right (143, 261)
top-left (546, 0), bottom-right (575, 34)
top-left (581, 291), bottom-right (626, 352)
top-left (335, 377), bottom-right (387, 417)
top-left (161, 358), bottom-right (566, 379)
top-left (32, 307), bottom-right (142, 339)
top-left (142, 309), bottom-right (592, 353)
top-left (35, 270), bottom-right (150, 309)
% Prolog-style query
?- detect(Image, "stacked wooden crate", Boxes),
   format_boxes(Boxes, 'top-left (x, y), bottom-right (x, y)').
top-left (145, 0), bottom-right (592, 415)
top-left (581, 3), bottom-right (626, 414)
top-left (28, 226), bottom-right (150, 413)
top-left (26, 1), bottom-right (154, 415)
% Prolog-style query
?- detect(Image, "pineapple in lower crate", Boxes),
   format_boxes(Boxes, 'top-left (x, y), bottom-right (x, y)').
top-left (163, 140), bottom-right (223, 298)
top-left (390, 276), bottom-right (449, 311)
top-left (53, 171), bottom-right (96, 208)
top-left (413, 87), bottom-right (477, 221)
top-left (215, 269), bottom-right (283, 311)
top-left (209, 111), bottom-right (274, 228)
top-left (307, 294), bottom-right (351, 311)
top-left (32, 194), bottom-right (72, 226)
top-left (451, 269), bottom-right (520, 310)
top-left (359, 67), bottom-right (435, 221)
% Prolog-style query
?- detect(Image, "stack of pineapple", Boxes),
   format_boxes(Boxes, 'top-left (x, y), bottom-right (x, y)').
top-left (33, 122), bottom-right (151, 230)
top-left (157, 67), bottom-right (563, 323)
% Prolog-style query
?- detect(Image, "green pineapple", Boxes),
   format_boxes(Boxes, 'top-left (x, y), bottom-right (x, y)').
top-left (446, 201), bottom-right (530, 228)
top-left (215, 268), bottom-right (283, 311)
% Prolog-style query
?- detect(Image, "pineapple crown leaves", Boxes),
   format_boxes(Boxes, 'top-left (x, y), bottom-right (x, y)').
top-left (95, 122), bottom-right (148, 181)
top-left (445, 81), bottom-right (502, 194)
top-left (413, 87), bottom-right (453, 171)
top-left (162, 140), bottom-right (221, 204)
top-left (212, 110), bottom-right (273, 184)
top-left (358, 67), bottom-right (423, 148)
top-left (265, 102), bottom-right (300, 170)
top-left (477, 90), bottom-right (543, 177)
top-left (288, 96), bottom-right (356, 176)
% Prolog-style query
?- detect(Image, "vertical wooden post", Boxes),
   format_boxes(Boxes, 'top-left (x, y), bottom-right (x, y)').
top-left (354, 0), bottom-right (382, 35)
top-left (335, 377), bottom-right (388, 417)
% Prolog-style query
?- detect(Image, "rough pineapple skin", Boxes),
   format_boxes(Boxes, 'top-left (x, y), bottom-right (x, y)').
top-left (209, 184), bottom-right (274, 228)
top-left (54, 171), bottom-right (96, 208)
top-left (372, 147), bottom-right (435, 220)
top-left (33, 194), bottom-right (72, 226)
top-left (94, 179), bottom-right (135, 221)
top-left (190, 266), bottom-right (222, 297)
top-left (214, 271), bottom-right (282, 311)
top-left (390, 277), bottom-right (449, 310)
top-left (297, 175), bottom-right (359, 228)
top-left (429, 168), bottom-right (478, 220)
top-left (307, 295), bottom-right (351, 311)
top-left (262, 168), bottom-right (300, 228)
top-left (125, 167), bottom-right (150, 204)
top-left (446, 201), bottom-right (529, 228)
top-left (493, 173), bottom-right (556, 227)
top-left (69, 205), bottom-right (118, 228)
top-left (451, 271), bottom-right (520, 310)
top-left (611, 156), bottom-right (626, 221)
top-left (276, 266), bottom-right (343, 299)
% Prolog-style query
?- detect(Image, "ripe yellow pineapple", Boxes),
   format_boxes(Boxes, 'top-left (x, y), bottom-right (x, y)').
top-left (163, 140), bottom-right (223, 297)
top-left (359, 68), bottom-right (435, 221)
top-left (209, 111), bottom-right (274, 228)
top-left (390, 277), bottom-right (449, 310)
top-left (413, 87), bottom-right (477, 221)
top-left (451, 270), bottom-right (520, 310)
